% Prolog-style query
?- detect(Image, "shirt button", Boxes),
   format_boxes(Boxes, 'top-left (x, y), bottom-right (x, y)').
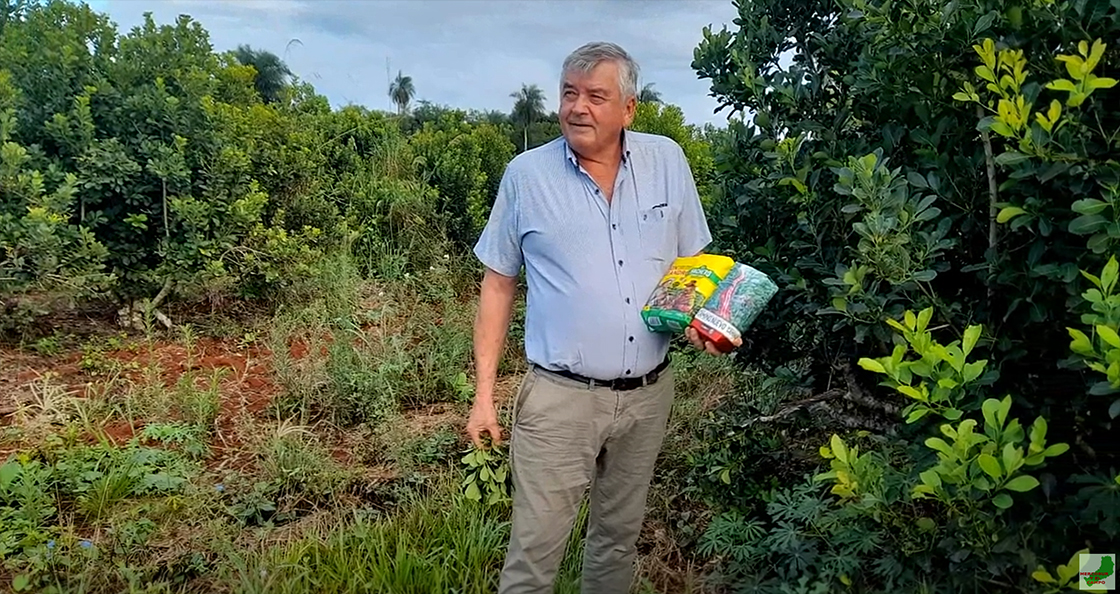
top-left (625, 369), bottom-right (632, 375)
top-left (629, 336), bottom-right (634, 342)
top-left (618, 260), bottom-right (623, 266)
top-left (612, 224), bottom-right (617, 229)
top-left (625, 298), bottom-right (631, 304)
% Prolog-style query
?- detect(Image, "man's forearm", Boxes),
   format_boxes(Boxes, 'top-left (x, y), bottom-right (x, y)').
top-left (474, 269), bottom-right (518, 404)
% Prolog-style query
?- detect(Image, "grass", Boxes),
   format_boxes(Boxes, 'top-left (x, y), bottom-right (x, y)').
top-left (219, 474), bottom-right (512, 594)
top-left (0, 251), bottom-right (752, 594)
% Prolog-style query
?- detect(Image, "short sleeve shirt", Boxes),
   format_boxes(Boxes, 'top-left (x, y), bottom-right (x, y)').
top-left (473, 130), bottom-right (712, 380)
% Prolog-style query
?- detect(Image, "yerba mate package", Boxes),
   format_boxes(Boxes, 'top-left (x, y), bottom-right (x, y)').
top-left (689, 262), bottom-right (778, 352)
top-left (641, 254), bottom-right (736, 333)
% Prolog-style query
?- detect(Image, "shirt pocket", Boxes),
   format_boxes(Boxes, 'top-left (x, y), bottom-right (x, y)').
top-left (638, 205), bottom-right (674, 261)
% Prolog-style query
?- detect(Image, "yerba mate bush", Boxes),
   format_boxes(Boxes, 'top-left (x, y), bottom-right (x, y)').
top-left (689, 0), bottom-right (1119, 591)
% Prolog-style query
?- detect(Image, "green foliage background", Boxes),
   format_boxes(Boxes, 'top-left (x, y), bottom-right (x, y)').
top-left (688, 0), bottom-right (1120, 592)
top-left (3, 0), bottom-right (1120, 593)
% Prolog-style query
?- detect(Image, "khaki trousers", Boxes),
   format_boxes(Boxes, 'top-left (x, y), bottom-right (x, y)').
top-left (497, 364), bottom-right (675, 594)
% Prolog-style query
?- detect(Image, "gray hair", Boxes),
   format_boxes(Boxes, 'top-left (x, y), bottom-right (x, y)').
top-left (561, 41), bottom-right (640, 100)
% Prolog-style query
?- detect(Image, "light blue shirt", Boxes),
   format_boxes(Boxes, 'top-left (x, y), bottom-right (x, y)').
top-left (473, 130), bottom-right (712, 381)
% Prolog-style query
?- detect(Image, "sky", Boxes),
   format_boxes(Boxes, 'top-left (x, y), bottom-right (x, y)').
top-left (86, 0), bottom-right (742, 127)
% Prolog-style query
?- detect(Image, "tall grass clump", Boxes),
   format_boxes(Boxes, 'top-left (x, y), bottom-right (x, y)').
top-left (222, 475), bottom-right (511, 594)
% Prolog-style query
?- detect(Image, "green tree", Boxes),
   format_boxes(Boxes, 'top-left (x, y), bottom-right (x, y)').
top-left (0, 4), bottom-right (327, 326)
top-left (389, 70), bottom-right (415, 116)
top-left (233, 44), bottom-right (292, 104)
top-left (688, 0), bottom-right (1120, 590)
top-left (638, 82), bottom-right (662, 104)
top-left (410, 110), bottom-right (515, 248)
top-left (510, 83), bottom-right (545, 152)
top-left (629, 102), bottom-right (713, 201)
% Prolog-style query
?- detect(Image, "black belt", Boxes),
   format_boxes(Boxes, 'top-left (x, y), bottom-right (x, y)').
top-left (536, 355), bottom-right (670, 391)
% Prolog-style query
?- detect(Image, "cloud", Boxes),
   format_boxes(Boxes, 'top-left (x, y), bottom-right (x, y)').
top-left (100, 0), bottom-right (739, 125)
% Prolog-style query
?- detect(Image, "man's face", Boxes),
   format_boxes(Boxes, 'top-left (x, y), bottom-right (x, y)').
top-left (559, 60), bottom-right (635, 158)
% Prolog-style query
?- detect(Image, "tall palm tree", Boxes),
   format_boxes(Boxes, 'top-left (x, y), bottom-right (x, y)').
top-left (638, 82), bottom-right (662, 104)
top-left (510, 83), bottom-right (546, 151)
top-left (233, 44), bottom-right (292, 104)
top-left (389, 71), bottom-right (415, 116)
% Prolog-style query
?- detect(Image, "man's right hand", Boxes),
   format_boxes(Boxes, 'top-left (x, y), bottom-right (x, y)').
top-left (466, 398), bottom-right (503, 449)
top-left (470, 267), bottom-right (518, 449)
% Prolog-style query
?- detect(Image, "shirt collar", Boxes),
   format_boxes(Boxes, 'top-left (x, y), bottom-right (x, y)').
top-left (563, 129), bottom-right (632, 169)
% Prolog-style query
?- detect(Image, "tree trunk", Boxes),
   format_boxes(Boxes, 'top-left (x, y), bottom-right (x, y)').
top-left (523, 125), bottom-right (528, 152)
top-left (117, 278), bottom-right (175, 330)
top-left (162, 179), bottom-right (169, 237)
top-left (978, 105), bottom-right (999, 302)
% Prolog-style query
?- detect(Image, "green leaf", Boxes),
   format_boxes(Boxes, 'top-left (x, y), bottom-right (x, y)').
top-left (896, 385), bottom-right (924, 401)
top-left (858, 358), bottom-right (886, 374)
top-left (992, 492), bottom-right (1013, 509)
top-left (925, 437), bottom-right (954, 457)
top-left (1090, 76), bottom-right (1118, 90)
top-left (912, 269), bottom-right (937, 282)
top-left (906, 171), bottom-right (930, 188)
top-left (0, 461), bottom-right (17, 488)
top-left (906, 408), bottom-right (931, 423)
top-left (994, 151), bottom-right (1029, 166)
top-left (1031, 568), bottom-right (1056, 584)
top-left (1110, 399), bottom-right (1120, 419)
top-left (1072, 198), bottom-right (1110, 216)
top-left (982, 398), bottom-right (1000, 430)
top-left (978, 454), bottom-right (1002, 480)
top-left (1096, 325), bottom-right (1120, 348)
top-left (916, 517), bottom-right (936, 531)
top-left (12, 575), bottom-right (30, 592)
top-left (920, 469), bottom-right (942, 488)
top-left (1002, 443), bottom-right (1023, 474)
top-left (963, 324), bottom-right (981, 355)
top-left (720, 467), bottom-right (731, 484)
top-left (830, 434), bottom-right (849, 463)
top-left (1003, 396), bottom-right (1017, 427)
top-left (1069, 328), bottom-right (1095, 355)
top-left (1046, 78), bottom-right (1077, 92)
top-left (989, 121), bottom-right (1014, 137)
top-left (962, 360), bottom-right (986, 383)
top-left (997, 206), bottom-right (1027, 223)
top-left (1003, 475), bottom-right (1040, 492)
top-left (973, 12), bottom-right (997, 38)
top-left (1070, 214), bottom-right (1109, 234)
top-left (1043, 443), bottom-right (1069, 457)
top-left (943, 408), bottom-right (963, 420)
top-left (464, 481), bottom-right (481, 501)
top-left (1103, 256), bottom-right (1119, 293)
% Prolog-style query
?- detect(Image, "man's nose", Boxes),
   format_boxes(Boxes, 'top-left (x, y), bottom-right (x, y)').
top-left (571, 94), bottom-right (590, 113)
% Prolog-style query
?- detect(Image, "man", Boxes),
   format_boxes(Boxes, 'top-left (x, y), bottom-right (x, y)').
top-left (467, 41), bottom-right (730, 594)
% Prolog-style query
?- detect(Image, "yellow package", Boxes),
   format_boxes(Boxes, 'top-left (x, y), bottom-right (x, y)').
top-left (642, 254), bottom-right (736, 333)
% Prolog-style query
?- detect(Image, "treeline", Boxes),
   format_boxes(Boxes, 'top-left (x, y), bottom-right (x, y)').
top-left (0, 0), bottom-right (716, 333)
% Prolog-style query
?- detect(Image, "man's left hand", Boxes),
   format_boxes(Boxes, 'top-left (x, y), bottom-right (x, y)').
top-left (684, 326), bottom-right (740, 356)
